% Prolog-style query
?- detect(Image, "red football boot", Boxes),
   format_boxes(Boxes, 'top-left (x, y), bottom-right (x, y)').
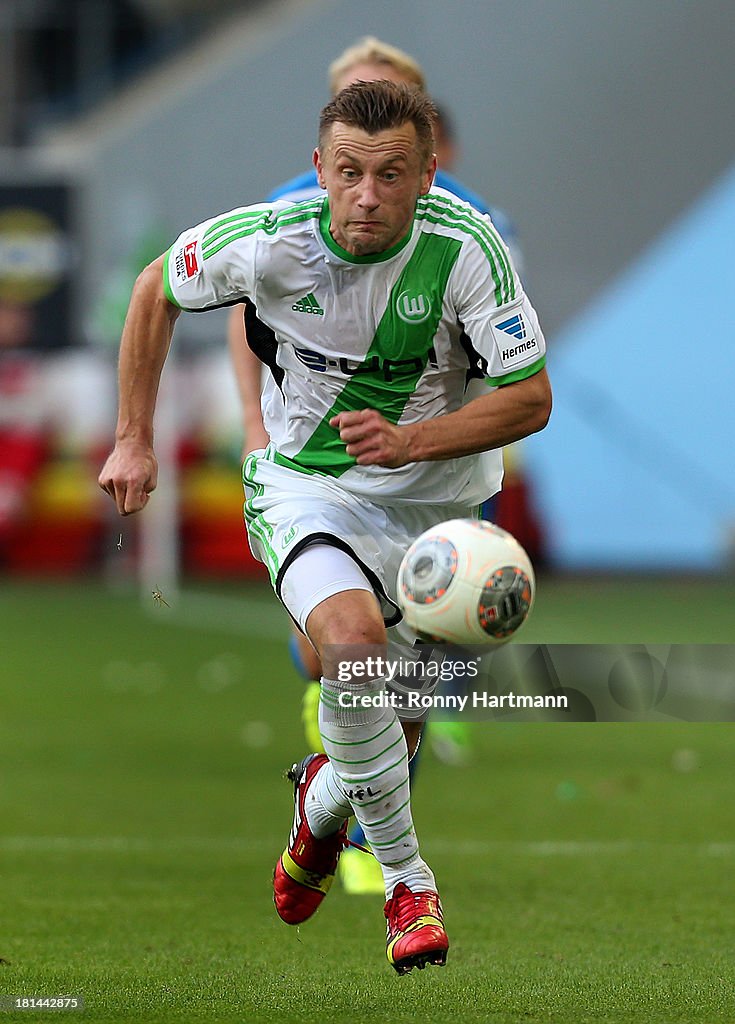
top-left (273, 753), bottom-right (348, 924)
top-left (384, 882), bottom-right (449, 974)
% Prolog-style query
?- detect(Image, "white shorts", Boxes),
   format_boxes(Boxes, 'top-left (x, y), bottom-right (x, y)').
top-left (243, 447), bottom-right (474, 629)
top-left (242, 448), bottom-right (476, 718)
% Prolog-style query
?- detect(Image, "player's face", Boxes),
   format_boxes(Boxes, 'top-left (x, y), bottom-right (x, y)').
top-left (314, 121), bottom-right (436, 256)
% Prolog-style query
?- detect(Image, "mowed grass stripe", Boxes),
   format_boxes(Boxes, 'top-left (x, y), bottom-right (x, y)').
top-left (4, 836), bottom-right (735, 856)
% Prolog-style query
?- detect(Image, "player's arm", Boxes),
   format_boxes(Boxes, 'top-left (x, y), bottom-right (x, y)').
top-left (331, 367), bottom-right (551, 468)
top-left (226, 303), bottom-right (270, 456)
top-left (336, 224), bottom-right (551, 468)
top-left (405, 366), bottom-right (551, 460)
top-left (98, 254), bottom-right (179, 515)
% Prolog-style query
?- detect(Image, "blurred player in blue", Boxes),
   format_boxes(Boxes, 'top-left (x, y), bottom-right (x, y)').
top-left (226, 36), bottom-right (522, 894)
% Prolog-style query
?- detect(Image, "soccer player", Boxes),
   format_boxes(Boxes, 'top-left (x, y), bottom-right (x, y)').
top-left (229, 38), bottom-right (520, 463)
top-left (99, 81), bottom-right (551, 973)
top-left (227, 39), bottom-right (521, 887)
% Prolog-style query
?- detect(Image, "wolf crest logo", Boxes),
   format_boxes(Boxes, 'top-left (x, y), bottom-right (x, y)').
top-left (396, 290), bottom-right (432, 324)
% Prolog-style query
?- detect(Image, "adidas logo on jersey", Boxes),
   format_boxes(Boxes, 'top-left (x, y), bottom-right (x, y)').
top-left (292, 292), bottom-right (324, 315)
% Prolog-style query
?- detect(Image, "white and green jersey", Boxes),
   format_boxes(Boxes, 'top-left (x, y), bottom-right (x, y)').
top-left (163, 187), bottom-right (545, 505)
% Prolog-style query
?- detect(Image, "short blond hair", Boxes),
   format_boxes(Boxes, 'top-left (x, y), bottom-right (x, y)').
top-left (328, 36), bottom-right (426, 95)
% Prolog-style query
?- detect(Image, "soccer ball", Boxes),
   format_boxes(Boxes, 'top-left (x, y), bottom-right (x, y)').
top-left (397, 519), bottom-right (535, 645)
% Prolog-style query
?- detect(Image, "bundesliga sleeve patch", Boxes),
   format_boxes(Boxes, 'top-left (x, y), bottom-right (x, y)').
top-left (173, 238), bottom-right (202, 283)
top-left (491, 310), bottom-right (539, 369)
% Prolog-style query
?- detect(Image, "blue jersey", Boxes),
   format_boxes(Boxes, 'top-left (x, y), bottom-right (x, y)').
top-left (266, 168), bottom-right (522, 273)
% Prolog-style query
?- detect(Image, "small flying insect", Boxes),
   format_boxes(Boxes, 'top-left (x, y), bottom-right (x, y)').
top-left (151, 588), bottom-right (170, 608)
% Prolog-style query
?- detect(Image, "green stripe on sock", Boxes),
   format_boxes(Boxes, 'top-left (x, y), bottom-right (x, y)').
top-left (369, 824), bottom-right (415, 850)
top-left (369, 796), bottom-right (412, 828)
top-left (359, 775), bottom-right (410, 808)
top-left (325, 774), bottom-right (352, 813)
top-left (381, 851), bottom-right (419, 868)
top-left (325, 733), bottom-right (403, 767)
top-left (340, 752), bottom-right (406, 786)
top-left (320, 720), bottom-right (393, 747)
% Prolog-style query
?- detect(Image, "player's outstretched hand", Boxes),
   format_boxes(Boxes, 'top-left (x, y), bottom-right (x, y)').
top-left (330, 409), bottom-right (413, 469)
top-left (98, 441), bottom-right (158, 516)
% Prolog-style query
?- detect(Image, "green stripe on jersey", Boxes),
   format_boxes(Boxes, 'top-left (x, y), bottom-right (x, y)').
top-left (202, 200), bottom-right (323, 260)
top-left (487, 354), bottom-right (546, 387)
top-left (203, 198), bottom-right (322, 243)
top-left (289, 231), bottom-right (462, 476)
top-left (422, 193), bottom-right (514, 289)
top-left (162, 247), bottom-right (180, 307)
top-left (416, 195), bottom-right (515, 305)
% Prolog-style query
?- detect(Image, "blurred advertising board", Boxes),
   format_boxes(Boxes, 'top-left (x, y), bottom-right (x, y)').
top-left (0, 174), bottom-right (78, 351)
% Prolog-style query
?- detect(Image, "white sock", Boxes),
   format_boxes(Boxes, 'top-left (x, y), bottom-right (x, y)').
top-left (304, 759), bottom-right (352, 837)
top-left (318, 676), bottom-right (436, 898)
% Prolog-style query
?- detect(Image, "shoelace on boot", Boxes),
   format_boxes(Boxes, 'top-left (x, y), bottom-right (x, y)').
top-left (384, 884), bottom-right (441, 930)
top-left (343, 836), bottom-right (374, 856)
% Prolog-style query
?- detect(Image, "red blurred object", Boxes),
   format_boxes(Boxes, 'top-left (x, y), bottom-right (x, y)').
top-left (5, 515), bottom-right (104, 575)
top-left (494, 477), bottom-right (547, 569)
top-left (181, 515), bottom-right (266, 578)
top-left (180, 461), bottom-right (266, 579)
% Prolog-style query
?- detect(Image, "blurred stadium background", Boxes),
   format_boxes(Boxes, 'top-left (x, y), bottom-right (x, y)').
top-left (1, 3), bottom-right (734, 1021)
top-left (2, 0), bottom-right (734, 583)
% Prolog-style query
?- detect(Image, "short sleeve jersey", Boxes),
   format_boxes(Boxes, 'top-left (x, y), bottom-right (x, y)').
top-left (164, 187), bottom-right (545, 506)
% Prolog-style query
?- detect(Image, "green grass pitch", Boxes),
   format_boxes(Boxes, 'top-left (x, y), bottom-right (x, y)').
top-left (1, 577), bottom-right (734, 1023)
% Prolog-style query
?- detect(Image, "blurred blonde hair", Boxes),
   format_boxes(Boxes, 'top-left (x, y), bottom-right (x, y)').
top-left (328, 36), bottom-right (426, 95)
